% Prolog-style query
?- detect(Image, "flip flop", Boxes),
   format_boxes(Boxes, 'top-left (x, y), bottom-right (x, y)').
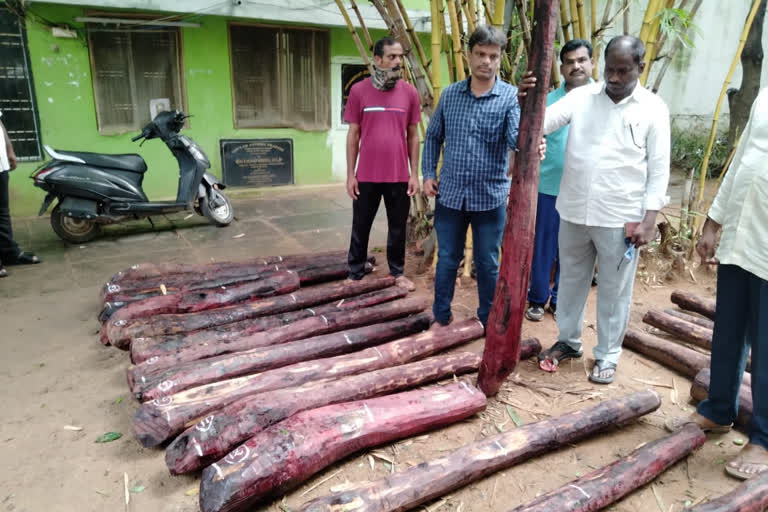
top-left (664, 415), bottom-right (731, 434)
top-left (6, 251), bottom-right (41, 265)
top-left (589, 359), bottom-right (617, 384)
top-left (725, 458), bottom-right (768, 481)
top-left (538, 341), bottom-right (583, 373)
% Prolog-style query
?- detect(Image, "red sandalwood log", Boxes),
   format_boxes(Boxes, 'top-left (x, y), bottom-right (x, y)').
top-left (127, 295), bottom-right (429, 375)
top-left (479, 0), bottom-right (560, 396)
top-left (623, 328), bottom-right (710, 378)
top-left (671, 290), bottom-right (716, 320)
top-left (198, 381), bottom-right (488, 512)
top-left (685, 469), bottom-right (768, 511)
top-left (165, 352), bottom-right (483, 473)
top-left (507, 424), bottom-right (706, 511)
top-left (296, 390), bottom-right (661, 512)
top-left (105, 276), bottom-right (396, 345)
top-left (663, 308), bottom-right (715, 330)
top-left (130, 286), bottom-right (408, 364)
top-left (643, 309), bottom-right (713, 351)
top-left (691, 368), bottom-right (752, 427)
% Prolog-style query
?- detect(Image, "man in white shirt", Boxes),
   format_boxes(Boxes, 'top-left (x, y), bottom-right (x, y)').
top-left (0, 111), bottom-right (40, 277)
top-left (665, 88), bottom-right (768, 480)
top-left (532, 35), bottom-right (671, 383)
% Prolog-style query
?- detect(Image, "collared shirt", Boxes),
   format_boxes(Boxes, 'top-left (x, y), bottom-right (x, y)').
top-left (538, 84), bottom-right (568, 197)
top-left (0, 111), bottom-right (9, 173)
top-left (709, 87), bottom-right (768, 282)
top-left (422, 76), bottom-right (520, 211)
top-left (543, 81), bottom-right (670, 227)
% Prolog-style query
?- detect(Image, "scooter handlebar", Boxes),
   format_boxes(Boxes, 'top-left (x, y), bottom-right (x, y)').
top-left (131, 133), bottom-right (144, 142)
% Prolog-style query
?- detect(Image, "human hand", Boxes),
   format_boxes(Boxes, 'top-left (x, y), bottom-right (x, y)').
top-left (517, 71), bottom-right (537, 101)
top-left (630, 220), bottom-right (657, 247)
top-left (346, 176), bottom-right (359, 200)
top-left (423, 179), bottom-right (438, 197)
top-left (407, 175), bottom-right (419, 196)
top-left (696, 221), bottom-right (719, 264)
top-left (8, 153), bottom-right (17, 171)
top-left (539, 137), bottom-right (546, 160)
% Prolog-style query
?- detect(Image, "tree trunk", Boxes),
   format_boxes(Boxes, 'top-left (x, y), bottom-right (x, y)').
top-left (166, 352), bottom-right (483, 474)
top-left (642, 309), bottom-right (713, 351)
top-left (296, 390), bottom-right (661, 512)
top-left (479, 0), bottom-right (560, 396)
top-left (107, 273), bottom-right (301, 349)
top-left (686, 469), bottom-right (768, 511)
top-left (104, 276), bottom-right (395, 346)
top-left (131, 318), bottom-right (493, 433)
top-left (130, 286), bottom-right (408, 364)
top-left (727, 0), bottom-right (767, 151)
top-left (690, 368), bottom-right (752, 427)
top-left (198, 382), bottom-right (487, 512)
top-left (623, 328), bottom-right (711, 378)
top-left (671, 290), bottom-right (716, 320)
top-left (126, 295), bottom-right (429, 376)
top-left (508, 425), bottom-right (706, 511)
top-left (663, 308), bottom-right (715, 330)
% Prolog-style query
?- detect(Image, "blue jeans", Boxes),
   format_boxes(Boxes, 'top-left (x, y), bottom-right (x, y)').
top-left (527, 192), bottom-right (559, 307)
top-left (698, 264), bottom-right (768, 449)
top-left (433, 201), bottom-right (505, 326)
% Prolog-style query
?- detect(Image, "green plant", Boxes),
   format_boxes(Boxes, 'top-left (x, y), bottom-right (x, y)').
top-left (670, 126), bottom-right (729, 178)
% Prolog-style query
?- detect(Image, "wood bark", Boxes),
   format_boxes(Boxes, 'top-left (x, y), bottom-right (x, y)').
top-left (129, 286), bottom-right (408, 364)
top-left (106, 273), bottom-right (301, 349)
top-left (623, 328), bottom-right (710, 378)
top-left (126, 295), bottom-right (429, 377)
top-left (508, 424), bottom-right (706, 511)
top-left (297, 390), bottom-right (661, 512)
top-left (691, 368), bottom-right (753, 427)
top-left (198, 382), bottom-right (487, 512)
top-left (131, 318), bottom-right (492, 433)
top-left (166, 352), bottom-right (483, 474)
top-left (671, 290), bottom-right (716, 320)
top-left (686, 469), bottom-right (768, 511)
top-left (663, 308), bottom-right (715, 330)
top-left (479, 0), bottom-right (560, 396)
top-left (104, 276), bottom-right (395, 346)
top-left (642, 309), bottom-right (713, 351)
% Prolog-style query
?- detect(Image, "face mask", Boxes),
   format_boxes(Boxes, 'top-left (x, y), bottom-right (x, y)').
top-left (371, 64), bottom-right (402, 91)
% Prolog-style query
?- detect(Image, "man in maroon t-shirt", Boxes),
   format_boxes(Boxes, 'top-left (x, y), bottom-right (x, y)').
top-left (344, 37), bottom-right (421, 290)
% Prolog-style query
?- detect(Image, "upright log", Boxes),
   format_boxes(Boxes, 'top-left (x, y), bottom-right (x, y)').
top-left (198, 382), bottom-right (487, 512)
top-left (126, 295), bottom-right (429, 376)
top-left (508, 424), bottom-right (706, 511)
top-left (663, 308), bottom-right (715, 330)
top-left (686, 469), bottom-right (768, 511)
top-left (105, 276), bottom-right (396, 345)
top-left (166, 352), bottom-right (482, 473)
top-left (643, 309), bottom-right (713, 351)
top-left (691, 368), bottom-right (752, 427)
top-left (623, 328), bottom-right (710, 378)
top-left (297, 390), bottom-right (661, 512)
top-left (671, 290), bottom-right (716, 320)
top-left (479, 0), bottom-right (560, 396)
top-left (130, 286), bottom-right (408, 364)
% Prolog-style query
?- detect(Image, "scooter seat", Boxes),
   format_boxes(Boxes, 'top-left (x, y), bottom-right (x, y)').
top-left (55, 150), bottom-right (148, 173)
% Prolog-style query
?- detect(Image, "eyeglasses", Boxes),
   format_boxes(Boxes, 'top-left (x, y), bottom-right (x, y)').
top-left (617, 239), bottom-right (636, 271)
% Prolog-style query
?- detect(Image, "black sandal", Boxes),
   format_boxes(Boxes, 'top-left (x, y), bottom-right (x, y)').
top-left (538, 340), bottom-right (583, 372)
top-left (6, 251), bottom-right (40, 265)
top-left (0, 265), bottom-right (7, 278)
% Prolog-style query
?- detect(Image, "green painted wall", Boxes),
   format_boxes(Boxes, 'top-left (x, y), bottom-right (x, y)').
top-left (10, 3), bottom-right (416, 217)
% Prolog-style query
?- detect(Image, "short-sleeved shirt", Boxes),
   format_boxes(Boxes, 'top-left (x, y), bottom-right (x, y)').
top-left (0, 111), bottom-right (9, 172)
top-left (343, 78), bottom-right (421, 183)
top-left (538, 84), bottom-right (568, 197)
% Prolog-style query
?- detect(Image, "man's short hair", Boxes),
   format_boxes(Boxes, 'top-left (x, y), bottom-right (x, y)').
top-left (373, 37), bottom-right (399, 58)
top-left (604, 35), bottom-right (646, 65)
top-left (468, 25), bottom-right (507, 52)
top-left (560, 39), bottom-right (593, 62)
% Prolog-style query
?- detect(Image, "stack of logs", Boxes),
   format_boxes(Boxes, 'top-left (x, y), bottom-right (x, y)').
top-left (623, 289), bottom-right (754, 426)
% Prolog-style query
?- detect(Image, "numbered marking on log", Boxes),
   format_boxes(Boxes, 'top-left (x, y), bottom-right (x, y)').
top-left (460, 382), bottom-right (476, 395)
top-left (115, 320), bottom-right (127, 327)
top-left (151, 396), bottom-right (174, 408)
top-left (157, 380), bottom-right (175, 393)
top-left (145, 356), bottom-right (159, 365)
top-left (569, 484), bottom-right (591, 499)
top-left (195, 415), bottom-right (215, 433)
top-left (224, 445), bottom-right (250, 465)
top-left (108, 284), bottom-right (120, 293)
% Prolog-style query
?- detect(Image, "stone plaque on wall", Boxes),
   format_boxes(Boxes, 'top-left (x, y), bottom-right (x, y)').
top-left (220, 138), bottom-right (294, 188)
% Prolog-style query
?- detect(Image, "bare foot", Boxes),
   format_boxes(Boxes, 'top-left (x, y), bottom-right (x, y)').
top-left (664, 412), bottom-right (731, 434)
top-left (394, 275), bottom-right (416, 291)
top-left (726, 443), bottom-right (768, 480)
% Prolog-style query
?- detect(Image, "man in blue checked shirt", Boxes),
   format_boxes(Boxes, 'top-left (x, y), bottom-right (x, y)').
top-left (422, 25), bottom-right (521, 329)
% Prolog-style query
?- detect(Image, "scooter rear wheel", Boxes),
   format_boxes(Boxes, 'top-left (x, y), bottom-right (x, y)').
top-left (200, 191), bottom-right (234, 227)
top-left (51, 205), bottom-right (102, 244)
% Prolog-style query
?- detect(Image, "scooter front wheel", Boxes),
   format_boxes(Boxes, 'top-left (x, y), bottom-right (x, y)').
top-left (200, 191), bottom-right (234, 227)
top-left (51, 205), bottom-right (102, 244)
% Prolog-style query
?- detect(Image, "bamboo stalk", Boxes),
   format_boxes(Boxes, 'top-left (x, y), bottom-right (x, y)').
top-left (481, 0), bottom-right (494, 24)
top-left (569, 0), bottom-right (580, 38)
top-left (576, 0), bottom-right (588, 43)
top-left (395, 0), bottom-right (433, 86)
top-left (560, 0), bottom-right (572, 40)
top-left (640, 10), bottom-right (663, 85)
top-left (492, 0), bottom-right (505, 30)
top-left (509, 39), bottom-right (525, 83)
top-left (516, 0), bottom-right (532, 53)
top-left (467, 0), bottom-right (478, 29)
top-left (623, 0), bottom-right (629, 35)
top-left (638, 0), bottom-right (661, 44)
top-left (651, 0), bottom-right (702, 94)
top-left (438, 0), bottom-right (455, 81)
top-left (446, 0), bottom-right (466, 81)
top-left (349, 0), bottom-right (373, 52)
top-left (551, 49), bottom-right (561, 89)
top-left (334, 0), bottom-right (373, 71)
top-left (430, 0), bottom-right (443, 103)
top-left (592, 0), bottom-right (614, 79)
top-left (461, 0), bottom-right (477, 34)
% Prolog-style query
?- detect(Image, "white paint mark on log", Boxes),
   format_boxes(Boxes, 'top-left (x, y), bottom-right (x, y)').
top-left (460, 381), bottom-right (475, 395)
top-left (321, 315), bottom-right (329, 325)
top-left (494, 440), bottom-right (507, 455)
top-left (290, 294), bottom-right (297, 302)
top-left (192, 438), bottom-right (203, 457)
top-left (344, 334), bottom-right (352, 345)
top-left (307, 308), bottom-right (316, 315)
top-left (278, 255), bottom-right (283, 262)
top-left (569, 484), bottom-right (591, 499)
top-left (363, 403), bottom-right (375, 422)
top-left (224, 445), bottom-right (250, 465)
top-left (337, 298), bottom-right (345, 307)
top-left (195, 415), bottom-right (215, 433)
top-left (374, 347), bottom-right (384, 359)
top-left (212, 463), bottom-right (223, 479)
top-left (476, 320), bottom-right (484, 330)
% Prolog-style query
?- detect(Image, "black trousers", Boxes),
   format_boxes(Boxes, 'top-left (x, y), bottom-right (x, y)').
top-left (0, 171), bottom-right (19, 263)
top-left (348, 182), bottom-right (410, 280)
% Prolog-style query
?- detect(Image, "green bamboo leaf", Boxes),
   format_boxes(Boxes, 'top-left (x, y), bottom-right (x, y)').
top-left (505, 405), bottom-right (524, 427)
top-left (94, 432), bottom-right (122, 443)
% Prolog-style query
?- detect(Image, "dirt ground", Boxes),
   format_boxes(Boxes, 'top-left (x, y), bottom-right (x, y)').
top-left (0, 186), bottom-right (747, 512)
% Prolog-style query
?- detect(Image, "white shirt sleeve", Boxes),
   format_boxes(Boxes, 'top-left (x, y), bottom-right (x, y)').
top-left (542, 90), bottom-right (575, 135)
top-left (643, 101), bottom-right (671, 211)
